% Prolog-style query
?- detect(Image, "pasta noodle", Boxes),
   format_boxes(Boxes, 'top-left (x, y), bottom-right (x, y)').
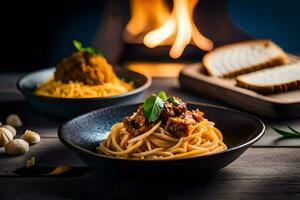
top-left (97, 119), bottom-right (227, 160)
top-left (34, 78), bottom-right (134, 98)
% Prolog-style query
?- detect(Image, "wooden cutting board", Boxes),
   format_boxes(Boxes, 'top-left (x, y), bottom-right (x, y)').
top-left (179, 58), bottom-right (300, 119)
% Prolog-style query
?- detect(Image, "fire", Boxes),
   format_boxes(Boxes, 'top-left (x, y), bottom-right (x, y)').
top-left (124, 0), bottom-right (214, 59)
top-left (124, 0), bottom-right (170, 43)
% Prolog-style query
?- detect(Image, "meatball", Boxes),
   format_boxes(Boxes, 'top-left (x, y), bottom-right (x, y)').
top-left (123, 106), bottom-right (155, 136)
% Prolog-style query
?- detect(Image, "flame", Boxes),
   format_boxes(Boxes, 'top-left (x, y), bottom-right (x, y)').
top-left (124, 0), bottom-right (170, 43)
top-left (125, 0), bottom-right (214, 59)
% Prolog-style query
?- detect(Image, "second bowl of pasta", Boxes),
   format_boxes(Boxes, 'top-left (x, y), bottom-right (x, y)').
top-left (58, 94), bottom-right (265, 178)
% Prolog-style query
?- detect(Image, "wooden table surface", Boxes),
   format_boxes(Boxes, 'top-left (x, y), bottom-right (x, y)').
top-left (0, 73), bottom-right (300, 200)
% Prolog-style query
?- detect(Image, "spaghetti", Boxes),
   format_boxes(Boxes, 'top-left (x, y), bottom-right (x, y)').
top-left (34, 78), bottom-right (134, 98)
top-left (97, 116), bottom-right (227, 160)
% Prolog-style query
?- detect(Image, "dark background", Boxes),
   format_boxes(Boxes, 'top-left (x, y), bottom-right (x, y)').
top-left (0, 0), bottom-right (105, 72)
top-left (1, 0), bottom-right (300, 72)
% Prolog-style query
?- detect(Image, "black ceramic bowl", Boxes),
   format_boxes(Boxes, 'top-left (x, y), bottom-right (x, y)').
top-left (17, 67), bottom-right (151, 118)
top-left (58, 103), bottom-right (265, 178)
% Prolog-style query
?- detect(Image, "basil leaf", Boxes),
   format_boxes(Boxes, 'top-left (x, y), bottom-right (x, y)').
top-left (73, 40), bottom-right (82, 51)
top-left (72, 40), bottom-right (103, 56)
top-left (158, 91), bottom-right (168, 101)
top-left (143, 95), bottom-right (164, 122)
top-left (272, 126), bottom-right (300, 137)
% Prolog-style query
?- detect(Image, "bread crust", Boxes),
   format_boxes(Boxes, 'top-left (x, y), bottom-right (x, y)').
top-left (203, 39), bottom-right (287, 78)
top-left (236, 76), bottom-right (300, 95)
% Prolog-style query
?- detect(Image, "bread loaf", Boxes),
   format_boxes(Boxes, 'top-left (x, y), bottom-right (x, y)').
top-left (203, 39), bottom-right (287, 78)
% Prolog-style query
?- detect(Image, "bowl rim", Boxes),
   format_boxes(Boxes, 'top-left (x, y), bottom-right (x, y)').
top-left (58, 102), bottom-right (266, 162)
top-left (16, 67), bottom-right (152, 101)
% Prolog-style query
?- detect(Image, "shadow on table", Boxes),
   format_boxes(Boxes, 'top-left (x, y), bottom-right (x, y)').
top-left (34, 165), bottom-right (300, 200)
top-left (27, 168), bottom-right (234, 199)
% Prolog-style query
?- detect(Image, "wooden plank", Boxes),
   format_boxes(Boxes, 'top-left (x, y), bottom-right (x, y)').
top-left (0, 138), bottom-right (300, 199)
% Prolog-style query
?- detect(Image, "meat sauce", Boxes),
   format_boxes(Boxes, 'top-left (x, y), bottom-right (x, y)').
top-left (123, 98), bottom-right (204, 137)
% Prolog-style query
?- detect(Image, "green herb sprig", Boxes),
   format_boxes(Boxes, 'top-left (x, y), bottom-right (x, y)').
top-left (73, 40), bottom-right (103, 56)
top-left (143, 94), bottom-right (164, 122)
top-left (143, 91), bottom-right (179, 122)
top-left (272, 125), bottom-right (300, 137)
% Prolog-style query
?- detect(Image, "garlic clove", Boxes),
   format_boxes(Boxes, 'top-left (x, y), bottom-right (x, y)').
top-left (5, 139), bottom-right (29, 155)
top-left (21, 130), bottom-right (40, 144)
top-left (0, 127), bottom-right (14, 147)
top-left (1, 124), bottom-right (16, 137)
top-left (6, 114), bottom-right (23, 127)
top-left (26, 156), bottom-right (36, 168)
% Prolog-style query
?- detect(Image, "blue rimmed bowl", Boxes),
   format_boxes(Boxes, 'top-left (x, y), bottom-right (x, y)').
top-left (17, 67), bottom-right (151, 118)
top-left (58, 103), bottom-right (265, 178)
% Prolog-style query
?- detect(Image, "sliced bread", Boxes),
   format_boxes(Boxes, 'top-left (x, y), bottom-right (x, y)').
top-left (203, 39), bottom-right (287, 78)
top-left (236, 62), bottom-right (300, 94)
